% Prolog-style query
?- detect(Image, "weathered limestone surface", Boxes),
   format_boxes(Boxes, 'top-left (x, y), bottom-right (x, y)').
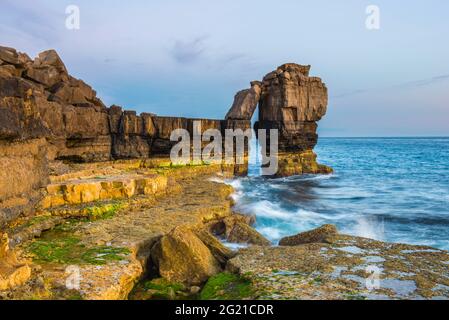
top-left (227, 226), bottom-right (449, 300)
top-left (1, 167), bottom-right (240, 299)
top-left (40, 174), bottom-right (168, 209)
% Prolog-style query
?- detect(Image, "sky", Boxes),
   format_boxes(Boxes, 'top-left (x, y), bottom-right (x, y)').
top-left (1, 0), bottom-right (448, 136)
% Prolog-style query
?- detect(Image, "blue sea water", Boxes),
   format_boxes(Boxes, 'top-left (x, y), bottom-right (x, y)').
top-left (228, 137), bottom-right (449, 250)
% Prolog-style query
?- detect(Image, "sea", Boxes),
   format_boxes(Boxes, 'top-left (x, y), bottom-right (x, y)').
top-left (223, 137), bottom-right (449, 250)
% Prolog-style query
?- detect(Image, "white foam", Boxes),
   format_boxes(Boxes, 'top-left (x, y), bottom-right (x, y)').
top-left (350, 217), bottom-right (385, 241)
top-left (258, 227), bottom-right (282, 240)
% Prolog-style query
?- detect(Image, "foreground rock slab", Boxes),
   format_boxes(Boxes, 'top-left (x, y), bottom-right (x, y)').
top-left (2, 165), bottom-right (236, 300)
top-left (227, 234), bottom-right (449, 300)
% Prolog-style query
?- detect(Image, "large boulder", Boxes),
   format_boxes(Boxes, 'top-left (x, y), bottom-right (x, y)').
top-left (0, 233), bottom-right (32, 291)
top-left (24, 50), bottom-right (69, 89)
top-left (225, 81), bottom-right (261, 120)
top-left (194, 229), bottom-right (235, 265)
top-left (0, 46), bottom-right (20, 65)
top-left (151, 226), bottom-right (221, 285)
top-left (279, 224), bottom-right (338, 246)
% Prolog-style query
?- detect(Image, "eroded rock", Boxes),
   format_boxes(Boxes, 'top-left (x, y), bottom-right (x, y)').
top-left (194, 228), bottom-right (235, 265)
top-left (279, 224), bottom-right (338, 246)
top-left (223, 215), bottom-right (270, 246)
top-left (0, 233), bottom-right (31, 291)
top-left (225, 81), bottom-right (261, 120)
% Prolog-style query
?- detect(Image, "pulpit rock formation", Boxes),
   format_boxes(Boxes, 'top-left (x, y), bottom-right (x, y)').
top-left (227, 63), bottom-right (332, 176)
top-left (0, 46), bottom-right (331, 230)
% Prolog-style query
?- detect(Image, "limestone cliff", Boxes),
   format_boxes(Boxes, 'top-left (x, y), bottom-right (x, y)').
top-left (0, 46), bottom-right (250, 228)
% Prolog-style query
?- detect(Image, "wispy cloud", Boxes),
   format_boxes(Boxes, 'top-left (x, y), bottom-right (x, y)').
top-left (332, 74), bottom-right (449, 99)
top-left (0, 0), bottom-right (62, 47)
top-left (170, 36), bottom-right (208, 64)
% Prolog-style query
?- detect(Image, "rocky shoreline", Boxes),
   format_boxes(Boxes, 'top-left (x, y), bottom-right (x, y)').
top-left (1, 46), bottom-right (448, 300)
top-left (0, 161), bottom-right (448, 300)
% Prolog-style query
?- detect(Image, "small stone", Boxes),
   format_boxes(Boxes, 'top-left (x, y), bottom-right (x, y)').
top-left (190, 286), bottom-right (201, 294)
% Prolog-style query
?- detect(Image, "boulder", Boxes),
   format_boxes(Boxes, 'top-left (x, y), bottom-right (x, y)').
top-left (24, 50), bottom-right (68, 88)
top-left (225, 81), bottom-right (261, 120)
top-left (223, 215), bottom-right (270, 246)
top-left (34, 49), bottom-right (68, 74)
top-left (279, 224), bottom-right (338, 246)
top-left (0, 46), bottom-right (19, 65)
top-left (0, 233), bottom-right (32, 291)
top-left (25, 65), bottom-right (66, 88)
top-left (0, 65), bottom-right (18, 78)
top-left (151, 226), bottom-right (221, 285)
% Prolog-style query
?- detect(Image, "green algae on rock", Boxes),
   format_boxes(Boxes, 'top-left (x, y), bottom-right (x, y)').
top-left (27, 236), bottom-right (130, 265)
top-left (129, 278), bottom-right (188, 300)
top-left (199, 272), bottom-right (254, 300)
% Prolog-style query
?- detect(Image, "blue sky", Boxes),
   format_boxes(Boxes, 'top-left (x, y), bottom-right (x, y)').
top-left (1, 0), bottom-right (448, 136)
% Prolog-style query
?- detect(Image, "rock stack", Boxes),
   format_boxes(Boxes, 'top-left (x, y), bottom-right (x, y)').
top-left (226, 63), bottom-right (332, 176)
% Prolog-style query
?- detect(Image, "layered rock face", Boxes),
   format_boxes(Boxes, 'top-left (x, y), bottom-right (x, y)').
top-left (0, 46), bottom-right (111, 228)
top-left (0, 46), bottom-right (111, 163)
top-left (257, 63), bottom-right (331, 176)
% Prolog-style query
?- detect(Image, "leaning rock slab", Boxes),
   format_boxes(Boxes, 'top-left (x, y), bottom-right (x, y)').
top-left (0, 46), bottom-right (20, 65)
top-left (225, 81), bottom-right (261, 120)
top-left (194, 228), bottom-right (235, 265)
